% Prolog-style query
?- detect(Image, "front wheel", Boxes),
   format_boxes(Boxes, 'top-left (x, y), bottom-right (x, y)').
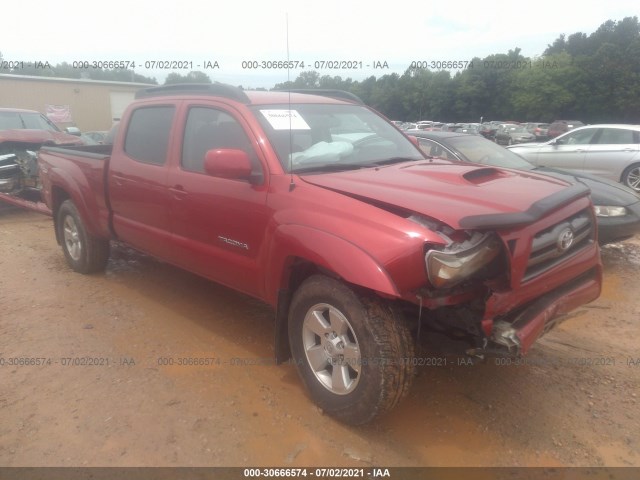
top-left (288, 275), bottom-right (414, 424)
top-left (57, 200), bottom-right (110, 273)
top-left (622, 163), bottom-right (640, 192)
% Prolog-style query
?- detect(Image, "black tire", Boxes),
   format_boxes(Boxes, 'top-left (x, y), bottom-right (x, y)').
top-left (57, 200), bottom-right (110, 273)
top-left (621, 163), bottom-right (640, 192)
top-left (288, 274), bottom-right (414, 424)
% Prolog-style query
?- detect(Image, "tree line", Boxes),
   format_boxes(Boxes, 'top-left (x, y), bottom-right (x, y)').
top-left (273, 16), bottom-right (640, 124)
top-left (1, 16), bottom-right (638, 123)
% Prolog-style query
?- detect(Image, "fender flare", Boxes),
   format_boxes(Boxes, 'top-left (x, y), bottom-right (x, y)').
top-left (266, 224), bottom-right (401, 363)
top-left (48, 166), bottom-right (106, 240)
top-left (264, 223), bottom-right (400, 304)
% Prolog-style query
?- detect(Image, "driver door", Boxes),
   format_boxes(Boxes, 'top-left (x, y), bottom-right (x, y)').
top-left (167, 103), bottom-right (270, 297)
top-left (533, 127), bottom-right (597, 171)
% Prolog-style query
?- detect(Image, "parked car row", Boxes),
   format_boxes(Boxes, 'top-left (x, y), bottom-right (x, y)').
top-left (407, 130), bottom-right (640, 244)
top-left (477, 120), bottom-right (583, 143)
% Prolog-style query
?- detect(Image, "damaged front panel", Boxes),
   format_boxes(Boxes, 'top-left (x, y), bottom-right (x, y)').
top-left (0, 148), bottom-right (39, 195)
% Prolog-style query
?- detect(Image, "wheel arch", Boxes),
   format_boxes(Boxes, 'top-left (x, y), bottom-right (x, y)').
top-left (268, 225), bottom-right (401, 364)
top-left (51, 186), bottom-right (71, 245)
top-left (46, 168), bottom-right (108, 242)
top-left (621, 162), bottom-right (640, 191)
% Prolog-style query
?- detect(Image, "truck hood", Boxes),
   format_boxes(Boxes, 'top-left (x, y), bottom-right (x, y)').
top-left (300, 161), bottom-right (588, 230)
top-left (0, 129), bottom-right (84, 146)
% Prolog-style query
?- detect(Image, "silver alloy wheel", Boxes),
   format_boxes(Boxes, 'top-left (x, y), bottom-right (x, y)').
top-left (302, 303), bottom-right (361, 395)
top-left (63, 215), bottom-right (82, 261)
top-left (626, 166), bottom-right (640, 191)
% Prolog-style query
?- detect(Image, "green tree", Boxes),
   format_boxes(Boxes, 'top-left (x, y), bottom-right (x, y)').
top-left (164, 71), bottom-right (211, 84)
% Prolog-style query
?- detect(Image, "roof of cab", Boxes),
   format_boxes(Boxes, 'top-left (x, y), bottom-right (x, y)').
top-left (134, 83), bottom-right (362, 106)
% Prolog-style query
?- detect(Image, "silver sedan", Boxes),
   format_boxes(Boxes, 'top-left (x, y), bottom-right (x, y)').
top-left (508, 124), bottom-right (640, 192)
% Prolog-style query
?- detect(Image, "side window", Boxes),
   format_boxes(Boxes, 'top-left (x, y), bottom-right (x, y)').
top-left (418, 139), bottom-right (457, 160)
top-left (558, 128), bottom-right (596, 145)
top-left (124, 106), bottom-right (175, 165)
top-left (596, 128), bottom-right (634, 145)
top-left (181, 107), bottom-right (256, 173)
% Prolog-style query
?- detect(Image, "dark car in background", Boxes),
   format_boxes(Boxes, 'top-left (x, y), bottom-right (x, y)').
top-left (407, 130), bottom-right (640, 244)
top-left (547, 120), bottom-right (585, 138)
top-left (479, 122), bottom-right (499, 140)
top-left (494, 124), bottom-right (536, 145)
top-left (524, 122), bottom-right (550, 140)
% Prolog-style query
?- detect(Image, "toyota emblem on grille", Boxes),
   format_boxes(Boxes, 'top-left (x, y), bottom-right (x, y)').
top-left (557, 228), bottom-right (574, 252)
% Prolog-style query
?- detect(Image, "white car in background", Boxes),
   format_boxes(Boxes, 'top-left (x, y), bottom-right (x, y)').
top-left (508, 124), bottom-right (640, 192)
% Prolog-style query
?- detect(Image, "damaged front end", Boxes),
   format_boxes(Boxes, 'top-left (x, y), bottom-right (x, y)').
top-left (413, 201), bottom-right (602, 359)
top-left (0, 147), bottom-right (40, 195)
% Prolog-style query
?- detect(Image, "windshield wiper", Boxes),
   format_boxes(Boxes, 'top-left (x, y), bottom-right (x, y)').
top-left (371, 156), bottom-right (431, 166)
top-left (293, 157), bottom-right (431, 174)
top-left (292, 163), bottom-right (374, 174)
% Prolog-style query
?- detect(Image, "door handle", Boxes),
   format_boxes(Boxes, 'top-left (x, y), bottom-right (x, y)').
top-left (170, 185), bottom-right (188, 200)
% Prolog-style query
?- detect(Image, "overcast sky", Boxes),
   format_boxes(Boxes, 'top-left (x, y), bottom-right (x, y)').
top-left (1, 0), bottom-right (638, 88)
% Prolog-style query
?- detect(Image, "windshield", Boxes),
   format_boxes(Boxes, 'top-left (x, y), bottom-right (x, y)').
top-left (446, 135), bottom-right (535, 170)
top-left (252, 104), bottom-right (424, 173)
top-left (0, 111), bottom-right (60, 132)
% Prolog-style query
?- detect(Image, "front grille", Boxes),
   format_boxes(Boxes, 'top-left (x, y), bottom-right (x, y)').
top-left (523, 208), bottom-right (594, 282)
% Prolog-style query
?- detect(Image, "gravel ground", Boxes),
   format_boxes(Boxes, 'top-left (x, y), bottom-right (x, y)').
top-left (1, 207), bottom-right (639, 467)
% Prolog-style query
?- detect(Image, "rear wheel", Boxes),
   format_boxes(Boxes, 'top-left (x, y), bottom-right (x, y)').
top-left (288, 275), bottom-right (414, 424)
top-left (622, 164), bottom-right (640, 192)
top-left (57, 200), bottom-right (110, 273)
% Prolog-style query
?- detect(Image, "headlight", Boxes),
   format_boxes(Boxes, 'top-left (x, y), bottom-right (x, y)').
top-left (593, 206), bottom-right (627, 217)
top-left (425, 232), bottom-right (502, 289)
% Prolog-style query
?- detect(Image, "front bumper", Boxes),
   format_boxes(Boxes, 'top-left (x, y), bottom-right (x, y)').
top-left (474, 266), bottom-right (601, 356)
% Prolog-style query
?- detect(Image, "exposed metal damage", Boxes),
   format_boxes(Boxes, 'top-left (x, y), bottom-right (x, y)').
top-left (0, 147), bottom-right (40, 195)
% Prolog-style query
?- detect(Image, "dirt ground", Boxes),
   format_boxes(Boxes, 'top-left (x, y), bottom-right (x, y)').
top-left (1, 206), bottom-right (639, 467)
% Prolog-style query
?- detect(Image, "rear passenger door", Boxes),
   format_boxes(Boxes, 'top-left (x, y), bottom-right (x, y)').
top-left (583, 127), bottom-right (640, 182)
top-left (109, 104), bottom-right (175, 259)
top-left (167, 103), bottom-right (270, 297)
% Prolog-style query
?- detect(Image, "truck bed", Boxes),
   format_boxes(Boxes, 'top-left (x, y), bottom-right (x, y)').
top-left (40, 143), bottom-right (113, 158)
top-left (37, 144), bottom-right (113, 239)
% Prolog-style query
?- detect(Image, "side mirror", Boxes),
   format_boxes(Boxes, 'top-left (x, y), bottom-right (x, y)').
top-left (204, 149), bottom-right (253, 181)
top-left (65, 127), bottom-right (81, 136)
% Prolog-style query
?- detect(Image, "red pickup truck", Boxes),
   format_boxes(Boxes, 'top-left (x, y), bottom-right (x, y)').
top-left (33, 84), bottom-right (602, 424)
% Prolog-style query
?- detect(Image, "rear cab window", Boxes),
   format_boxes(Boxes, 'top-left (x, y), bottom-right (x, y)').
top-left (124, 106), bottom-right (175, 165)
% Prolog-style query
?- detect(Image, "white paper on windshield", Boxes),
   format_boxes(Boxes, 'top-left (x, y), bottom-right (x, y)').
top-left (260, 109), bottom-right (310, 130)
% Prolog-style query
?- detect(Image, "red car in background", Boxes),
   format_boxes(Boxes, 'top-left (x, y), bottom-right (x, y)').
top-left (547, 120), bottom-right (585, 138)
top-left (0, 108), bottom-right (83, 199)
